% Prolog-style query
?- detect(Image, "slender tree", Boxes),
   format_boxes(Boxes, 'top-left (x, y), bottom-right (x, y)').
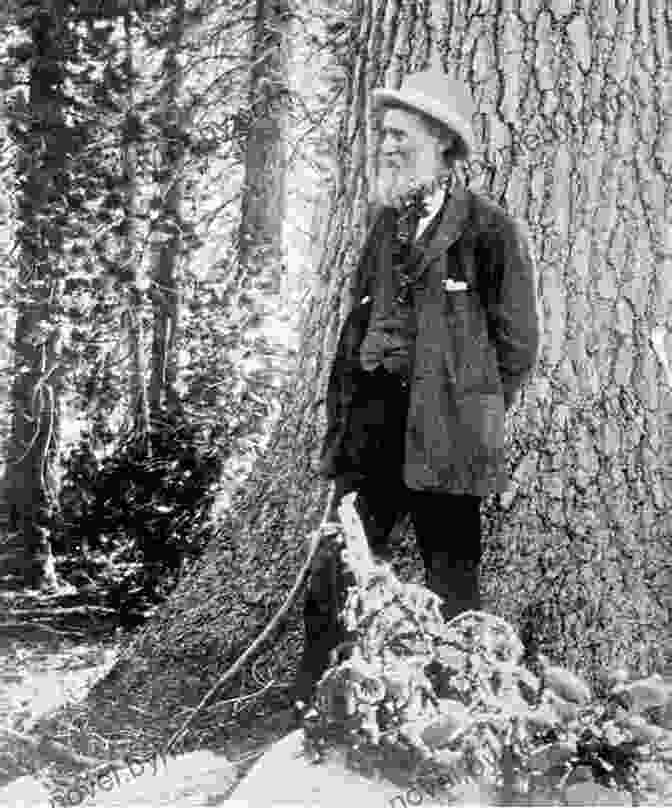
top-left (0, 2), bottom-right (77, 588)
top-left (120, 5), bottom-right (151, 442)
top-left (235, 0), bottom-right (290, 318)
top-left (148, 0), bottom-right (186, 420)
top-left (0, 94), bottom-right (15, 459)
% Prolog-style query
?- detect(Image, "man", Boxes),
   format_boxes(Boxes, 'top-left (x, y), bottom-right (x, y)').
top-left (294, 69), bottom-right (539, 709)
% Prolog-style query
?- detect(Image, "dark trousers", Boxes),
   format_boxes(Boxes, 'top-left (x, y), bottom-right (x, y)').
top-left (294, 480), bottom-right (482, 704)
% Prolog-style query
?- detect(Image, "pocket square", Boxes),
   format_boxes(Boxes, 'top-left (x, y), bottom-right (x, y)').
top-left (443, 279), bottom-right (469, 292)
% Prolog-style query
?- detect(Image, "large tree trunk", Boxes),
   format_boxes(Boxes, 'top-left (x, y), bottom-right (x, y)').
top-left (76, 0), bottom-right (669, 747)
top-left (439, 0), bottom-right (671, 677)
top-left (0, 5), bottom-right (69, 589)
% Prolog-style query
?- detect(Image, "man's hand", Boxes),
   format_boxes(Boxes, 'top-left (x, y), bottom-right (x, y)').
top-left (359, 314), bottom-right (414, 375)
top-left (382, 345), bottom-right (412, 375)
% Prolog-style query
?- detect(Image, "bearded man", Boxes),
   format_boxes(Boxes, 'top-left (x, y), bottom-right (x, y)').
top-left (293, 69), bottom-right (540, 709)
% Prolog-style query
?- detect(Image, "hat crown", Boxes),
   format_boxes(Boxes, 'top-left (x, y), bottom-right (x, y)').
top-left (373, 68), bottom-right (476, 157)
top-left (399, 70), bottom-right (475, 124)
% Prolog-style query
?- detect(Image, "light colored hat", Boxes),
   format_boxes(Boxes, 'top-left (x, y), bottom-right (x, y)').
top-left (372, 69), bottom-right (476, 158)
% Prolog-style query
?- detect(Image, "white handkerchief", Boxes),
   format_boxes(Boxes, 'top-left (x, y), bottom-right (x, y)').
top-left (443, 279), bottom-right (469, 292)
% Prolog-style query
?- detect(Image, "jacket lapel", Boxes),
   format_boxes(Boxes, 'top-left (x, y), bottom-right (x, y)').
top-left (413, 182), bottom-right (473, 279)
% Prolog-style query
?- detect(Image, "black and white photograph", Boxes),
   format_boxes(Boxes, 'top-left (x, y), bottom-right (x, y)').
top-left (0, 0), bottom-right (669, 804)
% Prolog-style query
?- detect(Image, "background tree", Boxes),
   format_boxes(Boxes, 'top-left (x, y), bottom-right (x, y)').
top-left (148, 0), bottom-right (186, 421)
top-left (235, 0), bottom-right (290, 301)
top-left (0, 0), bottom-right (286, 598)
top-left (120, 4), bottom-right (151, 442)
top-left (0, 1), bottom-right (75, 589)
top-left (39, 0), bottom-right (300, 611)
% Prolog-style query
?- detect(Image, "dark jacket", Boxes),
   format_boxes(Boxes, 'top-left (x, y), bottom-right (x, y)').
top-left (320, 183), bottom-right (539, 497)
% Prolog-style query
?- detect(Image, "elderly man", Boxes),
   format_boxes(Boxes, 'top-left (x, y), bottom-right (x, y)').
top-left (293, 69), bottom-right (539, 709)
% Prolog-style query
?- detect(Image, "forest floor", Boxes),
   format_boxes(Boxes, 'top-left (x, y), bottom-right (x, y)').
top-left (1, 569), bottom-right (670, 807)
top-left (0, 588), bottom-right (118, 788)
top-left (0, 587), bottom-right (298, 805)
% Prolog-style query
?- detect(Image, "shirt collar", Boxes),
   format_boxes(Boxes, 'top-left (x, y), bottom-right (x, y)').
top-left (415, 172), bottom-right (457, 238)
top-left (415, 185), bottom-right (446, 238)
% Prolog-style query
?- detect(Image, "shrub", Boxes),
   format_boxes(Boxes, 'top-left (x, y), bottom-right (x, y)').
top-left (53, 407), bottom-right (223, 618)
top-left (302, 517), bottom-right (672, 806)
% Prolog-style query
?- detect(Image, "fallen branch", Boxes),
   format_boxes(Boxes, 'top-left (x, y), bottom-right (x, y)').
top-left (0, 726), bottom-right (119, 771)
top-left (206, 680), bottom-right (276, 713)
top-left (0, 621), bottom-right (85, 638)
top-left (4, 605), bottom-right (117, 617)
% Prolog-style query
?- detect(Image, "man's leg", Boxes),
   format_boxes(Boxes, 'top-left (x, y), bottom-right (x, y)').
top-left (409, 491), bottom-right (482, 620)
top-left (354, 479), bottom-right (409, 560)
top-left (294, 532), bottom-right (353, 706)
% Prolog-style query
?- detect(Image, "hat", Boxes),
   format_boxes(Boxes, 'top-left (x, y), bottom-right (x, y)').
top-left (372, 69), bottom-right (476, 159)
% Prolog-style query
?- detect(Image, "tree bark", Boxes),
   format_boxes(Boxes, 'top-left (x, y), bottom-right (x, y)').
top-left (437, 0), bottom-right (671, 678)
top-left (235, 0), bottom-right (290, 308)
top-left (0, 4), bottom-right (69, 589)
top-left (149, 0), bottom-right (185, 421)
top-left (77, 0), bottom-right (669, 742)
top-left (121, 7), bottom-right (151, 442)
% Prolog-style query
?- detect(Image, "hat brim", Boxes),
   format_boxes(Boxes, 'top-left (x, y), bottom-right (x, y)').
top-left (372, 86), bottom-right (473, 158)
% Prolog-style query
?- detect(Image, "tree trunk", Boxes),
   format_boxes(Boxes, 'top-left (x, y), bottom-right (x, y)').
top-left (121, 7), bottom-right (151, 442)
top-left (148, 0), bottom-right (185, 421)
top-left (0, 118), bottom-right (14, 469)
top-left (0, 5), bottom-right (69, 589)
top-left (437, 0), bottom-right (671, 678)
top-left (235, 0), bottom-right (290, 311)
top-left (78, 0), bottom-right (669, 743)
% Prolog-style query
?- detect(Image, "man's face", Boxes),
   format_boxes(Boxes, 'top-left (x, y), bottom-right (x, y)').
top-left (376, 106), bottom-right (453, 207)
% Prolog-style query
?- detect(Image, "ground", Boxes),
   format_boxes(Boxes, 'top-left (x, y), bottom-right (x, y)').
top-left (1, 559), bottom-right (670, 807)
top-left (0, 586), bottom-right (299, 804)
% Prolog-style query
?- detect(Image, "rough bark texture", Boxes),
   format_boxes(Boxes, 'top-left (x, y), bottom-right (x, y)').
top-left (67, 0), bottom-right (669, 749)
top-left (436, 0), bottom-right (671, 679)
top-left (0, 5), bottom-right (67, 589)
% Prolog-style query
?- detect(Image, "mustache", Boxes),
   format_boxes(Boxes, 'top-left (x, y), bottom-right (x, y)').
top-left (375, 168), bottom-right (434, 207)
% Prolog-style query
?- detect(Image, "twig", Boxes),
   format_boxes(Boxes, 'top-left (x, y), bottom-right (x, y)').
top-left (0, 726), bottom-right (120, 771)
top-left (124, 704), bottom-right (161, 719)
top-left (162, 485), bottom-right (339, 757)
top-left (206, 680), bottom-right (275, 713)
top-left (230, 746), bottom-right (270, 766)
top-left (0, 621), bottom-right (85, 638)
top-left (5, 605), bottom-right (117, 616)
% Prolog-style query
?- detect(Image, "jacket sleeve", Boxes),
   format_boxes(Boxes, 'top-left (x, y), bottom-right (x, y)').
top-left (483, 215), bottom-right (540, 409)
top-left (319, 210), bottom-right (388, 486)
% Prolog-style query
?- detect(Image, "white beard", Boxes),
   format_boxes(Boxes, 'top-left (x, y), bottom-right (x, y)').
top-left (375, 158), bottom-right (445, 209)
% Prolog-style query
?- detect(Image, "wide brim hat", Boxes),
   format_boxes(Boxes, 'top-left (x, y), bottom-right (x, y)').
top-left (372, 69), bottom-right (476, 159)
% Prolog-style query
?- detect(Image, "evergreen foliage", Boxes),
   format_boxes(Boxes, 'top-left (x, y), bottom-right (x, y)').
top-left (0, 0), bottom-right (307, 591)
top-left (304, 537), bottom-right (672, 806)
top-left (53, 406), bottom-right (223, 618)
